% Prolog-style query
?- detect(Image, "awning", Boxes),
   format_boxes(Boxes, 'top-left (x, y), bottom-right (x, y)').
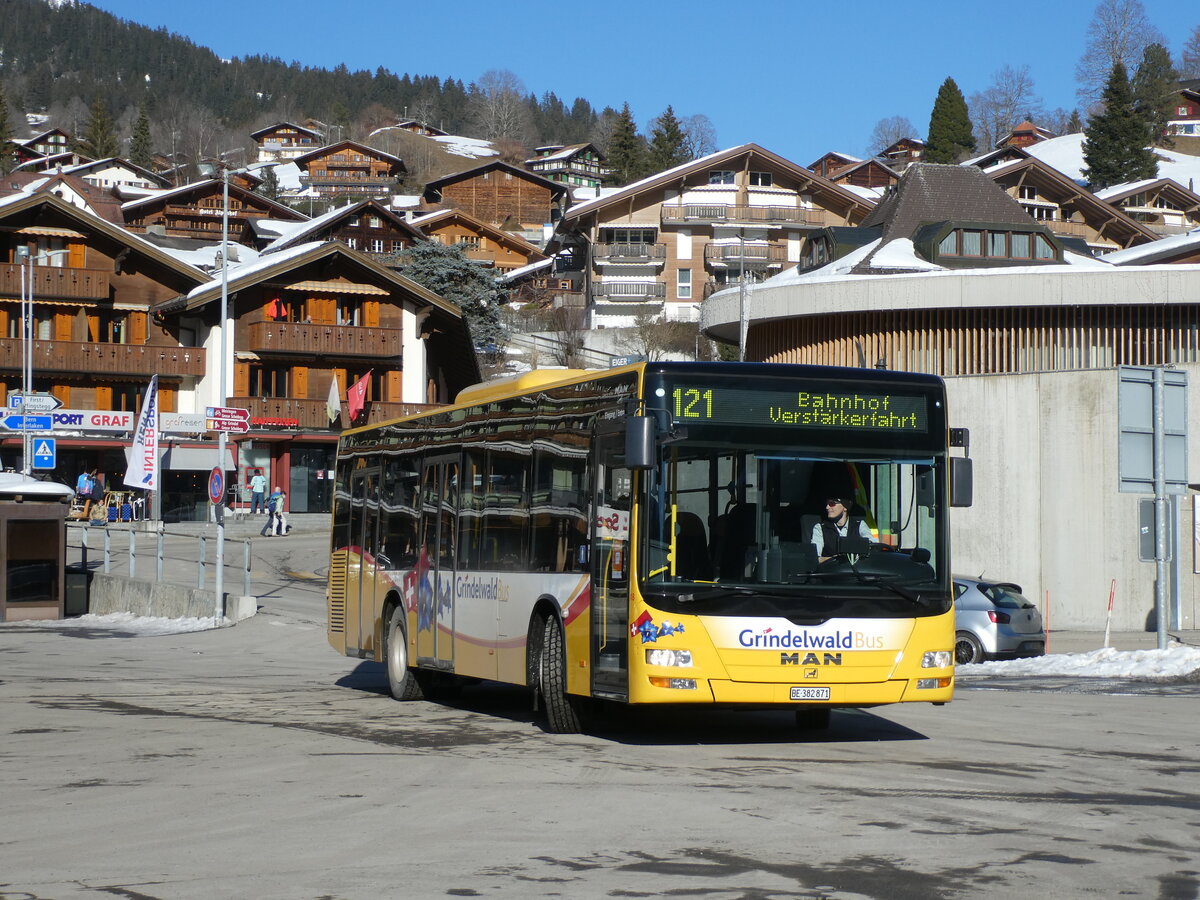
top-left (235, 350), bottom-right (260, 360)
top-left (16, 225), bottom-right (86, 238)
top-left (281, 279), bottom-right (389, 295)
top-left (125, 445), bottom-right (235, 471)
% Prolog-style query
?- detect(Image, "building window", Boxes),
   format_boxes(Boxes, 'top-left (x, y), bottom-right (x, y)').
top-left (460, 236), bottom-right (480, 249)
top-left (1010, 233), bottom-right (1031, 258)
top-left (1018, 185), bottom-right (1038, 200)
top-left (939, 232), bottom-right (958, 255)
top-left (988, 232), bottom-right (1007, 257)
top-left (708, 170), bottom-right (735, 185)
top-left (345, 237), bottom-right (357, 249)
top-left (391, 240), bottom-right (405, 252)
top-left (961, 230), bottom-right (982, 256)
top-left (371, 239), bottom-right (384, 253)
top-left (1034, 235), bottom-right (1055, 259)
top-left (677, 268), bottom-right (692, 300)
top-left (748, 172), bottom-right (773, 187)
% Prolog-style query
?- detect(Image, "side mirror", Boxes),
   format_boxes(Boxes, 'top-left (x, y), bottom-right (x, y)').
top-left (950, 457), bottom-right (973, 508)
top-left (625, 416), bottom-right (655, 469)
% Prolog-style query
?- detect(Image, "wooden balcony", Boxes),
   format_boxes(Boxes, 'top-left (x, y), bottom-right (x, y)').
top-left (0, 338), bottom-right (205, 377)
top-left (246, 322), bottom-right (402, 358)
top-left (0, 264), bottom-right (111, 301)
top-left (594, 243), bottom-right (667, 263)
top-left (593, 281), bottom-right (667, 300)
top-left (703, 243), bottom-right (789, 266)
top-left (229, 396), bottom-right (439, 430)
top-left (661, 205), bottom-right (827, 227)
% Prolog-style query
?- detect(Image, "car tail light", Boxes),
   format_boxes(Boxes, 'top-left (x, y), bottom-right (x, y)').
top-left (988, 610), bottom-right (1011, 624)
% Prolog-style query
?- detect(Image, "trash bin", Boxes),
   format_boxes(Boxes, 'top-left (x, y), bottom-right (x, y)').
top-left (65, 567), bottom-right (89, 617)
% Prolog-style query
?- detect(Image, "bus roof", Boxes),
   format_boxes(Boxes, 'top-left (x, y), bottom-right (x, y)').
top-left (453, 365), bottom-right (643, 406)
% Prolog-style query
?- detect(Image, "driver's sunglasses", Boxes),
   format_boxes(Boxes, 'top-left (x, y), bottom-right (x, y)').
top-left (825, 499), bottom-right (844, 507)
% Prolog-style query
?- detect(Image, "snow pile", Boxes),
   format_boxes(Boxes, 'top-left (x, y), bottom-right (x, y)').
top-left (960, 643), bottom-right (1200, 679)
top-left (2, 612), bottom-right (227, 635)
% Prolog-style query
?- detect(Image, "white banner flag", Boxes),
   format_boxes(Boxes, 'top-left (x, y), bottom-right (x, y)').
top-left (124, 375), bottom-right (159, 491)
top-left (326, 376), bottom-right (342, 422)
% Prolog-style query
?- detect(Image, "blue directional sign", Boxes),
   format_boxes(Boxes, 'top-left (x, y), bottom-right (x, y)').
top-left (32, 437), bottom-right (56, 470)
top-left (1, 414), bottom-right (52, 431)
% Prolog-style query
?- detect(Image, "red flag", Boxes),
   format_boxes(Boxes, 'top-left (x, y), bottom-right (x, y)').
top-left (347, 370), bottom-right (372, 421)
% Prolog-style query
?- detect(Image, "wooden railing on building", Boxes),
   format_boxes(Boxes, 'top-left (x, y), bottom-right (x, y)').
top-left (755, 306), bottom-right (1200, 377)
top-left (229, 396), bottom-right (439, 431)
top-left (593, 281), bottom-right (667, 299)
top-left (0, 265), bottom-right (111, 301)
top-left (661, 205), bottom-right (827, 226)
top-left (246, 322), bottom-right (402, 358)
top-left (0, 339), bottom-right (205, 376)
top-left (594, 243), bottom-right (667, 262)
top-left (703, 243), bottom-right (789, 265)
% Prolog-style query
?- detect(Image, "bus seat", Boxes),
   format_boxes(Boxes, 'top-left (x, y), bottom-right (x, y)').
top-left (672, 511), bottom-right (711, 580)
top-left (713, 503), bottom-right (756, 580)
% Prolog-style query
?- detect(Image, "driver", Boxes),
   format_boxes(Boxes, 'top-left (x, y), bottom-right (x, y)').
top-left (812, 496), bottom-right (874, 562)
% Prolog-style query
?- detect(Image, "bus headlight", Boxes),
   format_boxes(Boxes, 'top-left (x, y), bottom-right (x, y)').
top-left (922, 651), bottom-right (952, 669)
top-left (646, 648), bottom-right (693, 667)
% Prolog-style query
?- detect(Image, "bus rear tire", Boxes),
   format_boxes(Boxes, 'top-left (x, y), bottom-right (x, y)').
top-left (539, 615), bottom-right (582, 734)
top-left (795, 707), bottom-right (831, 730)
top-left (385, 606), bottom-right (424, 701)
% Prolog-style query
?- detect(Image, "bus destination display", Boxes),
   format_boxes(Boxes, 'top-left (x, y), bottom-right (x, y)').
top-left (667, 383), bottom-right (929, 433)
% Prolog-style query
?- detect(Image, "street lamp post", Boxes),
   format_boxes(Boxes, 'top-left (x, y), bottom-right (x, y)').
top-left (18, 248), bottom-right (70, 474)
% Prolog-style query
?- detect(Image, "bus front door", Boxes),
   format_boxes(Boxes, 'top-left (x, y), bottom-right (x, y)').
top-left (350, 468), bottom-right (382, 656)
top-left (591, 434), bottom-right (631, 699)
top-left (417, 457), bottom-right (458, 670)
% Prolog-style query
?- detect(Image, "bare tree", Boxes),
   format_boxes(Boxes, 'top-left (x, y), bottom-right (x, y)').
top-left (970, 64), bottom-right (1042, 150)
top-left (1075, 0), bottom-right (1167, 109)
top-left (680, 113), bottom-right (718, 160)
top-left (1182, 24), bottom-right (1200, 79)
top-left (866, 116), bottom-right (916, 155)
top-left (589, 108), bottom-right (621, 154)
top-left (468, 69), bottom-right (534, 144)
top-left (1041, 107), bottom-right (1076, 136)
top-left (617, 311), bottom-right (703, 362)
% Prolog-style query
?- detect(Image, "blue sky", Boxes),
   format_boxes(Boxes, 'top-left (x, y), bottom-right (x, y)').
top-left (87, 0), bottom-right (1198, 164)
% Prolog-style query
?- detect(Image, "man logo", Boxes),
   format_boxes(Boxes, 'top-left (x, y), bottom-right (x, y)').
top-left (804, 668), bottom-right (819, 679)
top-left (780, 652), bottom-right (844, 666)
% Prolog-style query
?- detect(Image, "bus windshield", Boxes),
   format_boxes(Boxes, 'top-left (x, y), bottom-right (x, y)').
top-left (639, 438), bottom-right (947, 614)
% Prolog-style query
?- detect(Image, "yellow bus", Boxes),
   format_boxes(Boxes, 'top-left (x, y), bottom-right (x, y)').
top-left (327, 361), bottom-right (972, 732)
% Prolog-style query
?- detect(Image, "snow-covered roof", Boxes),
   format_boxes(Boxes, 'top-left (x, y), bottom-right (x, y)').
top-left (184, 241), bottom-right (326, 300)
top-left (260, 202), bottom-right (360, 252)
top-left (868, 238), bottom-right (944, 271)
top-left (1093, 178), bottom-right (1162, 200)
top-left (1101, 229), bottom-right (1200, 264)
top-left (500, 257), bottom-right (554, 281)
top-left (156, 243), bottom-right (264, 270)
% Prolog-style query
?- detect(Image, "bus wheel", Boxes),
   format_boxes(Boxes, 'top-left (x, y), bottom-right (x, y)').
top-left (385, 606), bottom-right (424, 701)
top-left (539, 616), bottom-right (582, 734)
top-left (795, 707), bottom-right (831, 730)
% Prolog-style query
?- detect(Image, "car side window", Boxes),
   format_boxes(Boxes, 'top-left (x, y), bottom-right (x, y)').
top-left (953, 582), bottom-right (967, 600)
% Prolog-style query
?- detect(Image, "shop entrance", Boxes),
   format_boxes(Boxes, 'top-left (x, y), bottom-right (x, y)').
top-left (290, 446), bottom-right (335, 514)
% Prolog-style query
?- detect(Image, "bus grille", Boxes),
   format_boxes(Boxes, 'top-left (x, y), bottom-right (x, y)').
top-left (328, 550), bottom-right (347, 633)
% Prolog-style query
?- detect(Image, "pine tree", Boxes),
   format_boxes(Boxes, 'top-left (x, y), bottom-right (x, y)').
top-left (647, 105), bottom-right (688, 173)
top-left (925, 77), bottom-right (976, 163)
top-left (76, 96), bottom-right (120, 159)
top-left (605, 103), bottom-right (646, 186)
top-left (128, 102), bottom-right (152, 167)
top-left (0, 83), bottom-right (14, 175)
top-left (1067, 110), bottom-right (1084, 134)
top-left (393, 240), bottom-right (507, 350)
top-left (1131, 43), bottom-right (1178, 148)
top-left (1082, 60), bottom-right (1158, 189)
top-left (257, 165), bottom-right (280, 202)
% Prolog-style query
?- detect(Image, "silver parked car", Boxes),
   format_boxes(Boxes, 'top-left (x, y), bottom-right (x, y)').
top-left (953, 575), bottom-right (1046, 665)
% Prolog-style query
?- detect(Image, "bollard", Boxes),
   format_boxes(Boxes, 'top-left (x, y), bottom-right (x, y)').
top-left (156, 523), bottom-right (165, 581)
top-left (104, 528), bottom-right (112, 574)
top-left (198, 535), bottom-right (206, 589)
top-left (81, 526), bottom-right (88, 573)
top-left (243, 540), bottom-right (251, 598)
top-left (129, 528), bottom-right (137, 579)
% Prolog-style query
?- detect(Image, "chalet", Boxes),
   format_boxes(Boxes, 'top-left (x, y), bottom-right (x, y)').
top-left (996, 120), bottom-right (1055, 149)
top-left (825, 158), bottom-right (899, 192)
top-left (1166, 82), bottom-right (1200, 138)
top-left (0, 192), bottom-right (211, 514)
top-left (57, 158), bottom-right (172, 192)
top-left (19, 129), bottom-right (71, 159)
top-left (1093, 179), bottom-right (1200, 236)
top-left (251, 198), bottom-right (425, 260)
top-left (393, 119), bottom-right (448, 137)
top-left (525, 144), bottom-right (610, 189)
top-left (251, 122), bottom-right (324, 163)
top-left (422, 160), bottom-right (569, 238)
top-left (409, 208), bottom-right (547, 275)
top-left (0, 172), bottom-right (125, 225)
top-left (879, 137), bottom-right (925, 172)
top-left (120, 179), bottom-right (308, 246)
top-left (154, 241), bottom-right (479, 512)
top-left (293, 140), bottom-right (405, 200)
top-left (552, 143), bottom-right (875, 327)
top-left (1103, 230), bottom-right (1200, 266)
top-left (807, 152), bottom-right (861, 179)
top-left (976, 156), bottom-right (1157, 252)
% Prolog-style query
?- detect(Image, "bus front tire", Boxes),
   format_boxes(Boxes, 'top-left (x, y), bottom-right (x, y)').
top-left (539, 615), bottom-right (582, 734)
top-left (385, 606), bottom-right (424, 701)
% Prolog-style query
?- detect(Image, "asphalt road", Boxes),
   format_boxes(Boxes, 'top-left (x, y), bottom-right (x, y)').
top-left (2, 526), bottom-right (1198, 900)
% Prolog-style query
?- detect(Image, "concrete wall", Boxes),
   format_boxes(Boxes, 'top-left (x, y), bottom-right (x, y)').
top-left (947, 366), bottom-right (1199, 632)
top-left (87, 572), bottom-right (256, 622)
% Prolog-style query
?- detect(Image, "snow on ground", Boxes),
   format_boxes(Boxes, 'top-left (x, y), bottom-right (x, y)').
top-left (1027, 132), bottom-right (1200, 189)
top-left (1, 612), bottom-right (227, 635)
top-left (960, 643), bottom-right (1200, 679)
top-left (431, 135), bottom-right (500, 159)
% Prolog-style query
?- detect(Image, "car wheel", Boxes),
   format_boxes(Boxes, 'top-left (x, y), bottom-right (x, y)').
top-left (385, 606), bottom-right (424, 701)
top-left (955, 631), bottom-right (985, 665)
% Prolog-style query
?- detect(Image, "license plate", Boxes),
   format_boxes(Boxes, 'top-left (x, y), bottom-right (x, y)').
top-left (790, 687), bottom-right (830, 701)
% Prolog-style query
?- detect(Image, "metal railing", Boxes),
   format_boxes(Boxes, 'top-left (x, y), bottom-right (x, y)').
top-left (661, 205), bottom-right (827, 226)
top-left (66, 523), bottom-right (253, 598)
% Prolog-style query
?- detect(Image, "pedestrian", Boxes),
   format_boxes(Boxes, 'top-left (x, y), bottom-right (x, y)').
top-left (249, 470), bottom-right (267, 515)
top-left (76, 468), bottom-right (94, 518)
top-left (261, 486), bottom-right (282, 537)
top-left (272, 487), bottom-right (288, 536)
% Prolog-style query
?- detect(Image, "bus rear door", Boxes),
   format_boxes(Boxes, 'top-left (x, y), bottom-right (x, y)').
top-left (591, 430), bottom-right (631, 699)
top-left (417, 456), bottom-right (458, 670)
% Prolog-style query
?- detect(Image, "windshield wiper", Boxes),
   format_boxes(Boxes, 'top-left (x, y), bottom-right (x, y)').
top-left (648, 584), bottom-right (799, 603)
